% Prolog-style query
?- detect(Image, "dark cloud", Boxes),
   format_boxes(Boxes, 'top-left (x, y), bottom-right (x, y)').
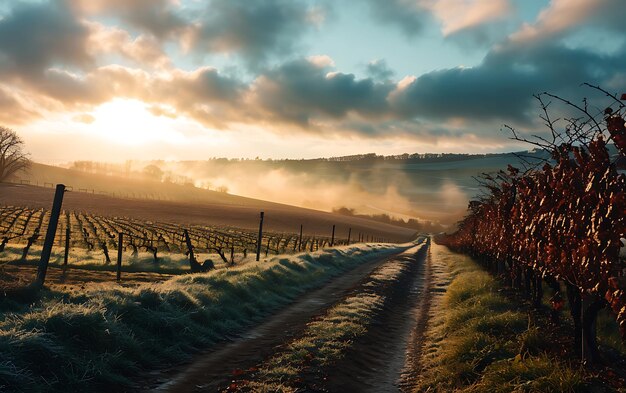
top-left (390, 67), bottom-right (539, 122)
top-left (364, 0), bottom-right (429, 37)
top-left (152, 67), bottom-right (245, 127)
top-left (191, 0), bottom-right (317, 68)
top-left (252, 59), bottom-right (393, 126)
top-left (366, 59), bottom-right (395, 81)
top-left (0, 0), bottom-right (91, 77)
top-left (390, 42), bottom-right (626, 124)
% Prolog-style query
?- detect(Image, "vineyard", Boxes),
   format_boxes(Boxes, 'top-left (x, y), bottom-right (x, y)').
top-left (437, 86), bottom-right (626, 361)
top-left (0, 204), bottom-right (368, 285)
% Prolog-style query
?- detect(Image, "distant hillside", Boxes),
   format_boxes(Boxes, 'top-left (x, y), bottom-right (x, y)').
top-left (17, 163), bottom-right (254, 205)
top-left (16, 147), bottom-right (619, 225)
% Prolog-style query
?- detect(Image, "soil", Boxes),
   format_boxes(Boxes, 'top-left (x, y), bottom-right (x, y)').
top-left (0, 183), bottom-right (415, 243)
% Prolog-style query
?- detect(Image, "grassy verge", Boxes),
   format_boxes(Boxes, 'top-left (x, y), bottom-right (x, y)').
top-left (229, 244), bottom-right (425, 392)
top-left (417, 244), bottom-right (591, 393)
top-left (0, 244), bottom-right (250, 275)
top-left (0, 243), bottom-right (407, 392)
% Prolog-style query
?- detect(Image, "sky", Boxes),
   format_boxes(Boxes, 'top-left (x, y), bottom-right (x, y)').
top-left (1, 0), bottom-right (625, 163)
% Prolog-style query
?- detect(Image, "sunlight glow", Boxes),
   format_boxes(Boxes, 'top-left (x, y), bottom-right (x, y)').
top-left (88, 99), bottom-right (186, 146)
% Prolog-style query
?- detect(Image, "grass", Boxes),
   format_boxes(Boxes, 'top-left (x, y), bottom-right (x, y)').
top-left (597, 309), bottom-right (626, 357)
top-left (416, 243), bottom-right (590, 393)
top-left (531, 265), bottom-right (626, 361)
top-left (0, 243), bottom-right (246, 274)
top-left (243, 293), bottom-right (385, 392)
top-left (0, 242), bottom-right (408, 392)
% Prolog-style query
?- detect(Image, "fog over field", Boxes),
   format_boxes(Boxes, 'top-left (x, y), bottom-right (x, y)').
top-left (28, 152), bottom-right (554, 226)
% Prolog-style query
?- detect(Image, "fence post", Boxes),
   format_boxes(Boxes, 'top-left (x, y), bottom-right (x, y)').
top-left (63, 218), bottom-right (70, 268)
top-left (347, 228), bottom-right (351, 245)
top-left (36, 184), bottom-right (65, 288)
top-left (298, 224), bottom-right (303, 252)
top-left (184, 229), bottom-right (202, 272)
top-left (330, 225), bottom-right (335, 247)
top-left (256, 211), bottom-right (264, 261)
top-left (117, 232), bottom-right (123, 281)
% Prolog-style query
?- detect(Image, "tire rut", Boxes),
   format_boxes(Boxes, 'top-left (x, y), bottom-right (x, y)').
top-left (322, 240), bottom-right (432, 392)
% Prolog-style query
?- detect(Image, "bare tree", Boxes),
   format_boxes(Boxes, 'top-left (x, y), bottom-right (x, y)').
top-left (0, 126), bottom-right (30, 182)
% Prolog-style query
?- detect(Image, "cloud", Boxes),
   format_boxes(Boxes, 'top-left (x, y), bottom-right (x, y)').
top-left (366, 59), bottom-right (395, 81)
top-left (7, 39), bottom-right (626, 142)
top-left (389, 42), bottom-right (626, 124)
top-left (190, 0), bottom-right (321, 67)
top-left (365, 0), bottom-right (430, 36)
top-left (510, 0), bottom-right (626, 44)
top-left (365, 0), bottom-right (511, 41)
top-left (428, 0), bottom-right (511, 37)
top-left (0, 86), bottom-right (40, 125)
top-left (70, 0), bottom-right (187, 39)
top-left (0, 0), bottom-right (91, 77)
top-left (307, 55), bottom-right (335, 68)
top-left (249, 58), bottom-right (393, 127)
top-left (389, 65), bottom-right (538, 122)
top-left (70, 0), bottom-right (323, 68)
top-left (1, 0), bottom-right (624, 149)
top-left (86, 22), bottom-right (171, 68)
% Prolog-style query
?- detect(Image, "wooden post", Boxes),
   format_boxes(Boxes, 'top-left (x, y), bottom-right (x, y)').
top-left (230, 245), bottom-right (234, 265)
top-left (265, 237), bottom-right (270, 257)
top-left (347, 228), bottom-right (351, 245)
top-left (36, 184), bottom-right (65, 288)
top-left (63, 216), bottom-right (70, 267)
top-left (256, 211), bottom-right (264, 261)
top-left (184, 229), bottom-right (195, 261)
top-left (330, 225), bottom-right (335, 247)
top-left (58, 215), bottom-right (64, 247)
top-left (117, 232), bottom-right (123, 281)
top-left (298, 224), bottom-right (303, 252)
top-left (184, 229), bottom-right (202, 272)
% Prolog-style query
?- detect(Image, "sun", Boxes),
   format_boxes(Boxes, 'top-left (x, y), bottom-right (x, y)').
top-left (88, 99), bottom-right (185, 146)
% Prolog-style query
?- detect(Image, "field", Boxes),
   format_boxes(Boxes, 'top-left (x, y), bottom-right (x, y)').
top-left (0, 183), bottom-right (414, 242)
top-left (0, 182), bottom-right (415, 289)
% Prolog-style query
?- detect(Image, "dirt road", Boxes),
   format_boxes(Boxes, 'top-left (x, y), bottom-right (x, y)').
top-left (148, 239), bottom-right (449, 392)
top-left (148, 248), bottom-right (410, 392)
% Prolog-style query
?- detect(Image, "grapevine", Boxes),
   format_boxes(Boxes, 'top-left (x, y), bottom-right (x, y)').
top-left (438, 86), bottom-right (626, 361)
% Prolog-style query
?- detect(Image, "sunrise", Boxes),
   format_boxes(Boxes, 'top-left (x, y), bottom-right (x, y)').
top-left (1, 0), bottom-right (626, 392)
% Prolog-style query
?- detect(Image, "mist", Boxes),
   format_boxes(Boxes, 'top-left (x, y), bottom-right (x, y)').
top-left (151, 156), bottom-right (492, 225)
